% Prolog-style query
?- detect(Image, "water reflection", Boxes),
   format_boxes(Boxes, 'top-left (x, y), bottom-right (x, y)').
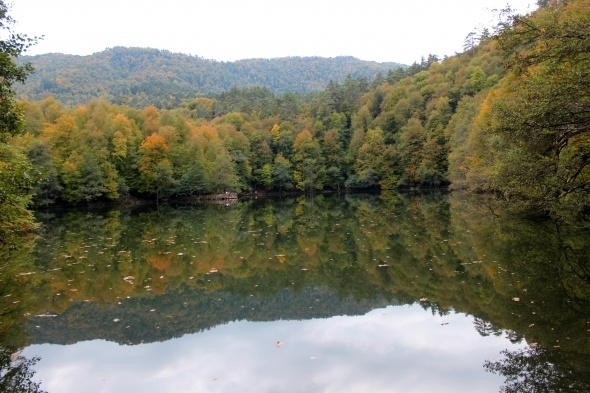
top-left (10, 192), bottom-right (590, 392)
top-left (27, 306), bottom-right (515, 393)
top-left (0, 233), bottom-right (46, 392)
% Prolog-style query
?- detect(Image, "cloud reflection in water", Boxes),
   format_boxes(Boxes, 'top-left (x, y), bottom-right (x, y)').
top-left (24, 304), bottom-right (523, 393)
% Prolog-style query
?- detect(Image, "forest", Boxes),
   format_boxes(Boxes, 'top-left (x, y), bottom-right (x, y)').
top-left (15, 48), bottom-right (403, 107)
top-left (1, 0), bottom-right (589, 248)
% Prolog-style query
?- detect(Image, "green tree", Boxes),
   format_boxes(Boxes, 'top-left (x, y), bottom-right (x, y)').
top-left (293, 130), bottom-right (325, 192)
top-left (209, 150), bottom-right (239, 193)
top-left (0, 145), bottom-right (36, 243)
top-left (0, 2), bottom-right (39, 244)
top-left (154, 160), bottom-right (177, 201)
top-left (0, 2), bottom-right (38, 143)
top-left (258, 163), bottom-right (274, 190)
top-left (273, 153), bottom-right (294, 193)
top-left (480, 0), bottom-right (590, 217)
top-left (21, 139), bottom-right (62, 207)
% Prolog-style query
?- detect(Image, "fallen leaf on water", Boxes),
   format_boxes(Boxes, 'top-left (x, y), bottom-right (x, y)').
top-left (275, 255), bottom-right (286, 263)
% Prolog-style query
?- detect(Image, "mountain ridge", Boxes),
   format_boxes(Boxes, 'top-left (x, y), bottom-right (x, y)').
top-left (16, 46), bottom-right (405, 108)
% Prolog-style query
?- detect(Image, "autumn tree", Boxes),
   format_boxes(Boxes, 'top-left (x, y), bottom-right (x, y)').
top-left (138, 133), bottom-right (172, 197)
top-left (292, 129), bottom-right (325, 192)
top-left (0, 1), bottom-right (40, 244)
top-left (478, 0), bottom-right (590, 217)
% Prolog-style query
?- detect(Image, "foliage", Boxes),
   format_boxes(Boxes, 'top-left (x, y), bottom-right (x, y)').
top-left (7, 2), bottom-right (589, 220)
top-left (0, 347), bottom-right (45, 393)
top-left (16, 48), bottom-right (403, 108)
top-left (0, 1), bottom-right (38, 143)
top-left (0, 1), bottom-right (39, 245)
top-left (469, 0), bottom-right (590, 219)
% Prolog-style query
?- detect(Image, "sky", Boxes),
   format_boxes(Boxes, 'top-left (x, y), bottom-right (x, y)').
top-left (24, 305), bottom-right (525, 393)
top-left (11, 0), bottom-right (537, 65)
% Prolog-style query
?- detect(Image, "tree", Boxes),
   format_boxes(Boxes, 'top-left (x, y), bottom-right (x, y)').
top-left (293, 129), bottom-right (325, 192)
top-left (396, 117), bottom-right (426, 186)
top-left (21, 139), bottom-right (62, 207)
top-left (0, 2), bottom-right (39, 143)
top-left (258, 163), bottom-right (274, 190)
top-left (209, 149), bottom-right (238, 193)
top-left (138, 133), bottom-right (172, 196)
top-left (273, 153), bottom-right (294, 193)
top-left (0, 144), bottom-right (36, 243)
top-left (153, 160), bottom-right (177, 201)
top-left (0, 2), bottom-right (39, 244)
top-left (479, 1), bottom-right (590, 217)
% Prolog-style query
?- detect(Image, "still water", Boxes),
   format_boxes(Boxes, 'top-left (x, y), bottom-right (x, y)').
top-left (3, 192), bottom-right (589, 392)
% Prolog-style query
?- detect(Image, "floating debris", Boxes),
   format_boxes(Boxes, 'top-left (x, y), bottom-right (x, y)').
top-left (16, 272), bottom-right (36, 276)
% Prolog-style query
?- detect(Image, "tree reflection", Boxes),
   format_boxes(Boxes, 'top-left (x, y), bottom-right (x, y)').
top-left (0, 235), bottom-right (46, 393)
top-left (484, 346), bottom-right (590, 393)
top-left (7, 192), bottom-right (589, 392)
top-left (0, 348), bottom-right (45, 393)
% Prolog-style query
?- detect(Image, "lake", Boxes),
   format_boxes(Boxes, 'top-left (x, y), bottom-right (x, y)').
top-left (2, 192), bottom-right (589, 392)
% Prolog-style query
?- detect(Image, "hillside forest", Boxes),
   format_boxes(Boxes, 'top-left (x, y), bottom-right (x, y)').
top-left (1, 0), bottom-right (589, 244)
top-left (16, 49), bottom-right (403, 108)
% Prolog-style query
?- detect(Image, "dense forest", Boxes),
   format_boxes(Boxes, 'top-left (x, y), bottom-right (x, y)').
top-left (1, 0), bottom-right (589, 250)
top-left (15, 48), bottom-right (404, 107)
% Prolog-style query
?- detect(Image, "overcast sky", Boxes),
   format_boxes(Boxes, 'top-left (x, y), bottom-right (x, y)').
top-left (12, 0), bottom-right (537, 65)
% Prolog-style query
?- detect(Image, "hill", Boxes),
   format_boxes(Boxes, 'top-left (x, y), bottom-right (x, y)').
top-left (15, 47), bottom-right (404, 108)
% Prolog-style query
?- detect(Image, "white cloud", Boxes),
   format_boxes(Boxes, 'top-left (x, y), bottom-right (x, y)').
top-left (24, 305), bottom-right (524, 393)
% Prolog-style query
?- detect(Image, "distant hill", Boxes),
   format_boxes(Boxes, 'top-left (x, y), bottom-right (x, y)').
top-left (15, 47), bottom-right (404, 108)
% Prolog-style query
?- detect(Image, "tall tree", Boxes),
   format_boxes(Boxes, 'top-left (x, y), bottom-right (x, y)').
top-left (292, 129), bottom-right (325, 192)
top-left (478, 0), bottom-right (590, 217)
top-left (0, 1), bottom-right (39, 244)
